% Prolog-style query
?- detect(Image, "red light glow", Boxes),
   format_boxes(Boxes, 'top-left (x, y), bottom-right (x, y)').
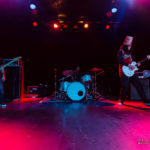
top-left (32, 22), bottom-right (38, 27)
top-left (63, 24), bottom-right (68, 29)
top-left (106, 11), bottom-right (112, 17)
top-left (74, 25), bottom-right (78, 29)
top-left (32, 10), bottom-right (37, 15)
top-left (106, 25), bottom-right (110, 30)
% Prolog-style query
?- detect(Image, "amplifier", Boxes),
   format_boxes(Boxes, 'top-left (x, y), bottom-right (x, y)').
top-left (4, 66), bottom-right (23, 100)
top-left (130, 78), bottom-right (150, 100)
top-left (27, 84), bottom-right (49, 97)
top-left (27, 86), bottom-right (39, 94)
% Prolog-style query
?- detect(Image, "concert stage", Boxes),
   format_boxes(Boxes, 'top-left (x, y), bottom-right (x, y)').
top-left (0, 99), bottom-right (150, 150)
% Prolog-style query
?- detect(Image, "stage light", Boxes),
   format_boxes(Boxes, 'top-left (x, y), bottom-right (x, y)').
top-left (83, 23), bottom-right (89, 29)
top-left (73, 25), bottom-right (78, 29)
top-left (30, 4), bottom-right (36, 10)
top-left (63, 24), bottom-right (68, 29)
top-left (106, 11), bottom-right (112, 17)
top-left (32, 9), bottom-right (37, 15)
top-left (32, 21), bottom-right (38, 27)
top-left (106, 25), bottom-right (110, 30)
top-left (53, 23), bottom-right (60, 29)
top-left (111, 8), bottom-right (118, 13)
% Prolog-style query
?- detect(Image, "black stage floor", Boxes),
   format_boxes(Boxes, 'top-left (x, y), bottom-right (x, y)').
top-left (0, 99), bottom-right (150, 150)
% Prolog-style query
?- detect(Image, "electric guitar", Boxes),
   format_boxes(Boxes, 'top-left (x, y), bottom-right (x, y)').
top-left (122, 55), bottom-right (150, 77)
top-left (0, 56), bottom-right (22, 81)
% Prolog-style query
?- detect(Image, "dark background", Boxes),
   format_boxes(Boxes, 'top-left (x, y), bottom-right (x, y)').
top-left (0, 0), bottom-right (150, 98)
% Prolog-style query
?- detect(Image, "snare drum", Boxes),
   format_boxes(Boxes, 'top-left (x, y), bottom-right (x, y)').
top-left (60, 81), bottom-right (71, 92)
top-left (81, 74), bottom-right (92, 83)
top-left (66, 82), bottom-right (86, 101)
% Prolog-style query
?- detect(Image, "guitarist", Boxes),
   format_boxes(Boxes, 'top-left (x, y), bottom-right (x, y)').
top-left (117, 35), bottom-right (150, 106)
top-left (0, 59), bottom-right (7, 108)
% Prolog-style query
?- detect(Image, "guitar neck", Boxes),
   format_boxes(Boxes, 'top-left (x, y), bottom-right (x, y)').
top-left (139, 57), bottom-right (147, 64)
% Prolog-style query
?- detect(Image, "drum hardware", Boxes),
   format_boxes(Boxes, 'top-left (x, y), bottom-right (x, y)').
top-left (89, 67), bottom-right (104, 99)
top-left (58, 75), bottom-right (72, 81)
top-left (53, 67), bottom-right (104, 102)
top-left (89, 67), bottom-right (103, 72)
top-left (53, 68), bottom-right (58, 99)
top-left (62, 70), bottom-right (74, 77)
top-left (58, 76), bottom-right (71, 100)
top-left (59, 81), bottom-right (71, 92)
top-left (97, 70), bottom-right (104, 76)
top-left (81, 74), bottom-right (92, 83)
top-left (62, 67), bottom-right (80, 81)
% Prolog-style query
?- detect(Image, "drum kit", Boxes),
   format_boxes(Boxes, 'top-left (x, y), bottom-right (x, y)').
top-left (53, 67), bottom-right (104, 102)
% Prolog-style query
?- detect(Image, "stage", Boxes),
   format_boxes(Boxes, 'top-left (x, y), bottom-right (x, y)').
top-left (0, 99), bottom-right (150, 150)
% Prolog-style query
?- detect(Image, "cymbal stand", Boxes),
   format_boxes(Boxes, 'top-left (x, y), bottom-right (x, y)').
top-left (54, 68), bottom-right (57, 99)
top-left (94, 71), bottom-right (97, 99)
top-left (93, 71), bottom-right (102, 99)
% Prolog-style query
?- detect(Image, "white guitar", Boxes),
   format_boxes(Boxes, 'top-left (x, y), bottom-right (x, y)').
top-left (0, 56), bottom-right (22, 81)
top-left (122, 55), bottom-right (150, 77)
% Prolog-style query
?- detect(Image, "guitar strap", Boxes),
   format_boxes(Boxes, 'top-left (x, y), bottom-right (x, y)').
top-left (122, 50), bottom-right (133, 64)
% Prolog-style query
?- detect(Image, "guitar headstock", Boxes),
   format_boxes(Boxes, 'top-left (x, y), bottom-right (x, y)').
top-left (147, 55), bottom-right (150, 60)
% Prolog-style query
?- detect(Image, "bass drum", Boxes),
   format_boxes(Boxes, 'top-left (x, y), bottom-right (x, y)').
top-left (66, 82), bottom-right (86, 101)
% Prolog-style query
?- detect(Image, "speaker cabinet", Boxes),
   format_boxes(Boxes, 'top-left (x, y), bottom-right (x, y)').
top-left (130, 78), bottom-right (150, 100)
top-left (4, 66), bottom-right (22, 100)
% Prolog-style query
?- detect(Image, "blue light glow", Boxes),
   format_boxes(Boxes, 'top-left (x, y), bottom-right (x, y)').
top-left (111, 8), bottom-right (118, 13)
top-left (30, 4), bottom-right (36, 10)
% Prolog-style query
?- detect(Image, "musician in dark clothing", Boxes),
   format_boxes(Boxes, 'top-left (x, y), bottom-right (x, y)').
top-left (117, 36), bottom-right (150, 106)
top-left (0, 59), bottom-right (7, 108)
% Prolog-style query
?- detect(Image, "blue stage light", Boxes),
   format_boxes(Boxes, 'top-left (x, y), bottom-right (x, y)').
top-left (111, 8), bottom-right (118, 13)
top-left (30, 4), bottom-right (36, 10)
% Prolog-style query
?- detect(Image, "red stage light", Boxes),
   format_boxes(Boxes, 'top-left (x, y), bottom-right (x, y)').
top-left (53, 23), bottom-right (60, 29)
top-left (83, 23), bottom-right (89, 29)
top-left (63, 24), bottom-right (68, 29)
top-left (32, 9), bottom-right (37, 15)
top-left (106, 25), bottom-right (110, 30)
top-left (32, 22), bottom-right (38, 27)
top-left (74, 25), bottom-right (78, 29)
top-left (106, 11), bottom-right (112, 17)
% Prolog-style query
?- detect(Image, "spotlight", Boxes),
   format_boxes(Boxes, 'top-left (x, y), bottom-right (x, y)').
top-left (30, 4), bottom-right (36, 10)
top-left (106, 11), bottom-right (112, 17)
top-left (32, 9), bottom-right (37, 15)
top-left (73, 25), bottom-right (78, 29)
top-left (83, 23), bottom-right (89, 29)
top-left (111, 8), bottom-right (118, 13)
top-left (106, 25), bottom-right (110, 30)
top-left (53, 23), bottom-right (60, 30)
top-left (63, 24), bottom-right (68, 29)
top-left (32, 21), bottom-right (38, 27)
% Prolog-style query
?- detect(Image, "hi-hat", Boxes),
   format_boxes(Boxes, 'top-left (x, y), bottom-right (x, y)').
top-left (90, 67), bottom-right (103, 72)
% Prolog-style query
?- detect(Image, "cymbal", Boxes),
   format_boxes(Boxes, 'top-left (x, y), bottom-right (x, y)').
top-left (62, 70), bottom-right (73, 76)
top-left (90, 67), bottom-right (103, 72)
